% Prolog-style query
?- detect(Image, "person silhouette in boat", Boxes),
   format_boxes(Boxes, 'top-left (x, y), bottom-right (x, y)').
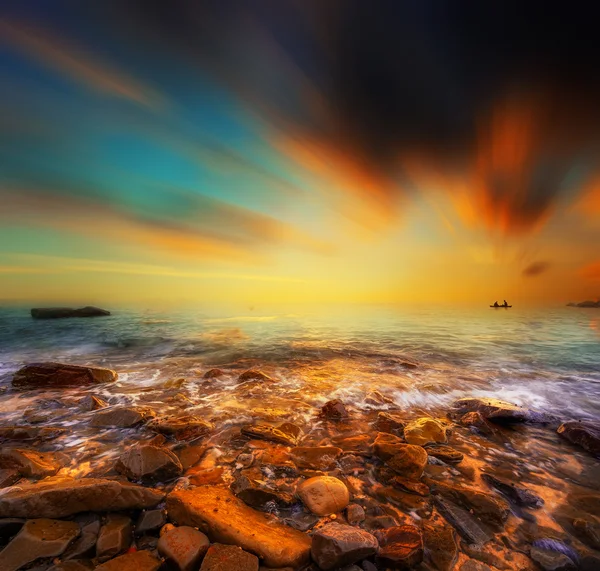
top-left (503, 300), bottom-right (508, 307)
top-left (493, 301), bottom-right (499, 307)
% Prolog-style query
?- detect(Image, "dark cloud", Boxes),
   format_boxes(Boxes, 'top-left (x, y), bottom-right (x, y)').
top-left (522, 261), bottom-right (551, 278)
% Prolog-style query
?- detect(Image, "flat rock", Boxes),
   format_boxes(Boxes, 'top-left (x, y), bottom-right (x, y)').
top-left (530, 546), bottom-right (576, 571)
top-left (311, 522), bottom-right (378, 570)
top-left (0, 448), bottom-right (65, 478)
top-left (96, 514), bottom-right (131, 559)
top-left (433, 496), bottom-right (491, 544)
top-left (481, 473), bottom-right (543, 507)
top-left (201, 543), bottom-right (259, 571)
top-left (290, 446), bottom-right (342, 471)
top-left (425, 445), bottom-right (463, 464)
top-left (13, 363), bottom-right (116, 388)
top-left (166, 486), bottom-right (312, 568)
top-left (0, 426), bottom-right (65, 442)
top-left (404, 418), bottom-right (448, 446)
top-left (0, 476), bottom-right (164, 518)
top-left (297, 476), bottom-right (350, 515)
top-left (147, 415), bottom-right (213, 440)
top-left (90, 406), bottom-right (155, 428)
top-left (0, 518), bottom-right (80, 571)
top-left (423, 522), bottom-right (458, 571)
top-left (374, 525), bottom-right (423, 569)
top-left (241, 422), bottom-right (302, 446)
top-left (450, 398), bottom-right (550, 424)
top-left (386, 444), bottom-right (428, 480)
top-left (158, 526), bottom-right (210, 571)
top-left (557, 420), bottom-right (600, 456)
top-left (94, 550), bottom-right (161, 571)
top-left (320, 400), bottom-right (349, 420)
top-left (116, 444), bottom-right (183, 483)
top-left (31, 306), bottom-right (110, 319)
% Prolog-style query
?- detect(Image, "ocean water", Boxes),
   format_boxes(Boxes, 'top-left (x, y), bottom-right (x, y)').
top-left (0, 304), bottom-right (599, 421)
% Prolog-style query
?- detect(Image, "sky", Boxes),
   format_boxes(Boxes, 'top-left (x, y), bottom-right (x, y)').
top-left (1, 0), bottom-right (600, 306)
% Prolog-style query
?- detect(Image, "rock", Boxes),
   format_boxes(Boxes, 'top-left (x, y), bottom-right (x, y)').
top-left (0, 476), bottom-right (164, 518)
top-left (450, 398), bottom-right (547, 424)
top-left (332, 434), bottom-right (373, 454)
top-left (374, 525), bottom-right (423, 569)
top-left (147, 415), bottom-right (213, 440)
top-left (572, 518), bottom-right (600, 550)
top-left (166, 486), bottom-right (311, 568)
top-left (365, 391), bottom-right (396, 406)
top-left (290, 446), bottom-right (343, 471)
top-left (231, 467), bottom-right (295, 509)
top-left (158, 526), bottom-right (210, 571)
top-left (557, 420), bottom-right (600, 456)
top-left (238, 370), bottom-right (274, 383)
top-left (297, 476), bottom-right (350, 515)
top-left (116, 444), bottom-right (183, 483)
top-left (0, 469), bottom-right (19, 488)
top-left (311, 522), bottom-right (378, 570)
top-left (0, 426), bottom-right (65, 442)
top-left (201, 543), bottom-right (259, 571)
top-left (63, 513), bottom-right (100, 560)
top-left (423, 522), bottom-right (458, 571)
top-left (203, 368), bottom-right (225, 379)
top-left (31, 306), bottom-right (110, 319)
top-left (90, 406), bottom-right (155, 428)
top-left (386, 445), bottom-right (428, 480)
top-left (0, 518), bottom-right (24, 544)
top-left (241, 422), bottom-right (302, 446)
top-left (373, 412), bottom-right (405, 434)
top-left (346, 504), bottom-right (366, 525)
top-left (96, 514), bottom-right (132, 559)
top-left (94, 550), bottom-right (161, 571)
top-left (0, 518), bottom-right (79, 571)
top-left (404, 418), bottom-right (448, 446)
top-left (460, 562), bottom-right (493, 571)
top-left (425, 445), bottom-right (463, 464)
top-left (481, 473), bottom-right (543, 507)
top-left (457, 412), bottom-right (496, 435)
top-left (530, 546), bottom-right (576, 571)
top-left (433, 497), bottom-right (491, 545)
top-left (12, 362), bottom-right (117, 389)
top-left (461, 543), bottom-right (510, 571)
top-left (0, 448), bottom-right (65, 478)
top-left (388, 476), bottom-right (430, 496)
top-left (135, 509), bottom-right (167, 536)
top-left (373, 432), bottom-right (405, 460)
top-left (49, 561), bottom-right (94, 571)
top-left (79, 395), bottom-right (108, 411)
top-left (320, 399), bottom-right (349, 420)
top-left (576, 300), bottom-right (600, 308)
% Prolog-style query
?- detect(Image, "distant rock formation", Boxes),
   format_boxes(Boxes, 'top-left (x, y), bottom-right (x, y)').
top-left (30, 306), bottom-right (111, 319)
top-left (567, 300), bottom-right (600, 308)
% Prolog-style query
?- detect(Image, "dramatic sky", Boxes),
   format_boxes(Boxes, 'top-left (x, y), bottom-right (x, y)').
top-left (1, 0), bottom-right (600, 305)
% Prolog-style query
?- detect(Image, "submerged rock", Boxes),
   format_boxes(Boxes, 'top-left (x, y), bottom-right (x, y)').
top-left (311, 522), bottom-right (378, 570)
top-left (94, 550), bottom-right (161, 571)
top-left (79, 395), bottom-right (109, 412)
top-left (13, 363), bottom-right (117, 388)
top-left (238, 370), bottom-right (274, 383)
top-left (241, 422), bottom-right (302, 446)
top-left (0, 426), bottom-right (66, 442)
top-left (290, 446), bottom-right (342, 471)
top-left (457, 412), bottom-right (496, 435)
top-left (203, 368), bottom-right (225, 379)
top-left (530, 545), bottom-right (577, 571)
top-left (346, 503), bottom-right (366, 525)
top-left (116, 444), bottom-right (183, 483)
top-left (158, 526), bottom-right (210, 571)
top-left (481, 473), bottom-right (544, 507)
top-left (557, 420), bottom-right (600, 456)
top-left (0, 518), bottom-right (80, 571)
top-left (320, 399), bottom-right (349, 420)
top-left (0, 477), bottom-right (164, 518)
top-left (297, 476), bottom-right (350, 515)
top-left (373, 432), bottom-right (405, 460)
top-left (30, 306), bottom-right (111, 319)
top-left (231, 467), bottom-right (295, 509)
top-left (200, 543), bottom-right (259, 571)
top-left (374, 525), bottom-right (423, 569)
top-left (90, 406), bottom-right (155, 428)
top-left (433, 496), bottom-right (492, 545)
top-left (422, 522), bottom-right (458, 571)
top-left (166, 486), bottom-right (312, 568)
top-left (450, 397), bottom-right (548, 424)
top-left (425, 445), bottom-right (463, 464)
top-left (148, 415), bottom-right (213, 440)
top-left (404, 418), bottom-right (448, 446)
top-left (0, 448), bottom-right (66, 478)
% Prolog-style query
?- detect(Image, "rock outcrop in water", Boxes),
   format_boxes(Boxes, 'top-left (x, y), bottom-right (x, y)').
top-left (557, 420), bottom-right (600, 456)
top-left (30, 306), bottom-right (111, 319)
top-left (12, 363), bottom-right (117, 388)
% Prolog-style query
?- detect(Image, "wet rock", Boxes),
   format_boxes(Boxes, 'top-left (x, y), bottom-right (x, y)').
top-left (0, 448), bottom-right (65, 478)
top-left (320, 399), bottom-right (349, 420)
top-left (387, 445), bottom-right (428, 480)
top-left (94, 550), bottom-right (161, 571)
top-left (339, 454), bottom-right (365, 474)
top-left (231, 467), bottom-right (295, 509)
top-left (49, 561), bottom-right (94, 571)
top-left (481, 473), bottom-right (544, 508)
top-left (433, 496), bottom-right (492, 545)
top-left (241, 422), bottom-right (302, 446)
top-left (365, 391), bottom-right (395, 407)
top-left (450, 397), bottom-right (548, 424)
top-left (79, 395), bottom-right (109, 412)
top-left (0, 518), bottom-right (79, 571)
top-left (0, 426), bottom-right (66, 442)
top-left (203, 368), bottom-right (225, 379)
top-left (281, 512), bottom-right (320, 532)
top-left (388, 476), bottom-right (430, 496)
top-left (425, 445), bottom-right (463, 464)
top-left (238, 370), bottom-right (274, 383)
top-left (147, 415), bottom-right (213, 440)
top-left (404, 418), bottom-right (448, 446)
top-left (13, 362), bottom-right (116, 388)
top-left (374, 525), bottom-right (423, 569)
top-left (557, 420), bottom-right (600, 456)
top-left (373, 432), bottom-right (405, 460)
top-left (96, 514), bottom-right (132, 559)
top-left (530, 545), bottom-right (577, 571)
top-left (90, 406), bottom-right (155, 428)
top-left (423, 522), bottom-right (458, 571)
top-left (572, 518), bottom-right (600, 550)
top-left (135, 509), bottom-right (167, 536)
top-left (116, 444), bottom-right (183, 483)
top-left (0, 476), bottom-right (164, 518)
top-left (332, 434), bottom-right (372, 454)
top-left (290, 446), bottom-right (342, 471)
top-left (297, 476), bottom-right (350, 515)
top-left (158, 526), bottom-right (210, 571)
top-left (457, 412), bottom-right (496, 435)
top-left (461, 543), bottom-right (510, 570)
top-left (167, 486), bottom-right (312, 568)
top-left (201, 543), bottom-right (259, 571)
top-left (187, 466), bottom-right (224, 486)
top-left (346, 504), bottom-right (366, 525)
top-left (460, 562), bottom-right (493, 571)
top-left (0, 469), bottom-right (19, 488)
top-left (31, 306), bottom-right (110, 319)
top-left (373, 412), bottom-right (405, 434)
top-left (363, 515), bottom-right (400, 531)
top-left (311, 522), bottom-right (378, 570)
top-left (63, 514), bottom-right (100, 560)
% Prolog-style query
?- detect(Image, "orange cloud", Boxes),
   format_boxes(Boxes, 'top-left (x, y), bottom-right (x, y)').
top-left (581, 261), bottom-right (600, 281)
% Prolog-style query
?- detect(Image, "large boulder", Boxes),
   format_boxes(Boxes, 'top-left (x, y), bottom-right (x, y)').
top-left (166, 486), bottom-right (311, 568)
top-left (403, 418), bottom-right (448, 446)
top-left (557, 420), bottom-right (600, 457)
top-left (115, 445), bottom-right (183, 483)
top-left (0, 518), bottom-right (80, 571)
top-left (0, 476), bottom-right (164, 518)
top-left (311, 522), bottom-right (378, 570)
top-left (12, 363), bottom-right (117, 388)
top-left (296, 476), bottom-right (350, 515)
top-left (374, 525), bottom-right (423, 569)
top-left (31, 306), bottom-right (111, 319)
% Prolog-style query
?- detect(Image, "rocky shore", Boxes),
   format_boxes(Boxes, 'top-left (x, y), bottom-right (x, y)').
top-left (0, 362), bottom-right (599, 571)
